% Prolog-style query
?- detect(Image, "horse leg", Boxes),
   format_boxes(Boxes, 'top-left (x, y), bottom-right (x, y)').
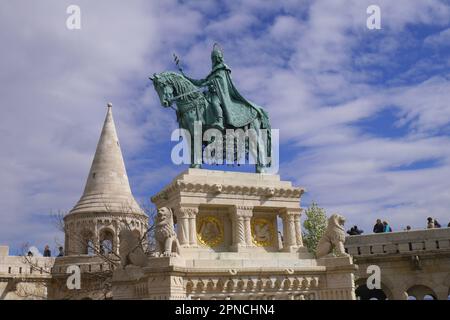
top-left (186, 121), bottom-right (202, 168)
top-left (249, 118), bottom-right (268, 173)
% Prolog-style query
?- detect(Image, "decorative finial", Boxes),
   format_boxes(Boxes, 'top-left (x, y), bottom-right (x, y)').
top-left (107, 102), bottom-right (113, 108)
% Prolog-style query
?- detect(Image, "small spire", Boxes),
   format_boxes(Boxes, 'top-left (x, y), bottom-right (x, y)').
top-left (107, 102), bottom-right (113, 108)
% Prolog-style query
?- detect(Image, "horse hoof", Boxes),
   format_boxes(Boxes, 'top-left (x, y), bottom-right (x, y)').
top-left (256, 166), bottom-right (266, 174)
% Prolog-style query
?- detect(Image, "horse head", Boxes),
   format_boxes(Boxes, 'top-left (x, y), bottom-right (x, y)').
top-left (150, 72), bottom-right (174, 108)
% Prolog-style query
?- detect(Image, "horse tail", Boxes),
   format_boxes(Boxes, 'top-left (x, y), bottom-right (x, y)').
top-left (259, 108), bottom-right (271, 130)
top-left (256, 107), bottom-right (271, 162)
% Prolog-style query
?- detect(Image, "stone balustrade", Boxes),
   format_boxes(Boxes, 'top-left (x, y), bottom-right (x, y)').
top-left (0, 256), bottom-right (55, 279)
top-left (345, 227), bottom-right (450, 257)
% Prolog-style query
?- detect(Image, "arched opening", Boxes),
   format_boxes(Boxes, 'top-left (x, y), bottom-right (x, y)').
top-left (276, 215), bottom-right (284, 251)
top-left (407, 285), bottom-right (437, 300)
top-left (81, 230), bottom-right (95, 255)
top-left (99, 229), bottom-right (115, 255)
top-left (355, 278), bottom-right (392, 300)
top-left (356, 284), bottom-right (387, 300)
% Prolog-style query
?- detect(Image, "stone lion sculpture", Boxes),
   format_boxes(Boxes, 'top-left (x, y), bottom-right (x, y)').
top-left (118, 229), bottom-right (147, 268)
top-left (316, 214), bottom-right (349, 258)
top-left (154, 207), bottom-right (181, 256)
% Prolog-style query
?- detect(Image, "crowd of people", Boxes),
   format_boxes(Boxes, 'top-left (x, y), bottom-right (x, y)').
top-left (347, 217), bottom-right (450, 236)
top-left (27, 245), bottom-right (64, 257)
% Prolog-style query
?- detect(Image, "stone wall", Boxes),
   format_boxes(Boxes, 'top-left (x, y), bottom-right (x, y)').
top-left (0, 246), bottom-right (54, 300)
top-left (345, 228), bottom-right (450, 300)
top-left (112, 255), bottom-right (357, 300)
top-left (0, 246), bottom-right (116, 300)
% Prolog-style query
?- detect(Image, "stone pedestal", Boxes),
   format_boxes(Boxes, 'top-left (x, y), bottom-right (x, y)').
top-left (111, 169), bottom-right (357, 300)
top-left (317, 256), bottom-right (358, 300)
top-left (151, 169), bottom-right (306, 254)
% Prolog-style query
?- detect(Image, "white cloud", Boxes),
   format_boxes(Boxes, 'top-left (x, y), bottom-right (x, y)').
top-left (425, 28), bottom-right (450, 46)
top-left (1, 0), bottom-right (450, 251)
top-left (0, 0), bottom-right (202, 249)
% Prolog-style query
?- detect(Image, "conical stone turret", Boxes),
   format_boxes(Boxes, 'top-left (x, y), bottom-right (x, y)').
top-left (64, 103), bottom-right (147, 256)
top-left (69, 103), bottom-right (144, 215)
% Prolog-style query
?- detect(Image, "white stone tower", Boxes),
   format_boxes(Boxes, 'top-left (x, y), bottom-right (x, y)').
top-left (64, 103), bottom-right (148, 256)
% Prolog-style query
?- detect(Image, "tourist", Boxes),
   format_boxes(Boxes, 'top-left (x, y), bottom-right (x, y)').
top-left (404, 225), bottom-right (412, 231)
top-left (347, 225), bottom-right (363, 235)
top-left (355, 226), bottom-right (364, 235)
top-left (373, 219), bottom-right (384, 233)
top-left (27, 250), bottom-right (33, 257)
top-left (347, 226), bottom-right (356, 235)
top-left (427, 217), bottom-right (434, 229)
top-left (383, 221), bottom-right (392, 232)
top-left (43, 245), bottom-right (51, 257)
top-left (57, 246), bottom-right (64, 257)
top-left (448, 222), bottom-right (450, 228)
top-left (434, 219), bottom-right (441, 228)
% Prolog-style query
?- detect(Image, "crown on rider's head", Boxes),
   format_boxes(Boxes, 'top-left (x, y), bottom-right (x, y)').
top-left (211, 43), bottom-right (223, 59)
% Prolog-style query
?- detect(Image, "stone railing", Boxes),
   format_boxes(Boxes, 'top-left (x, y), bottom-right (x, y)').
top-left (345, 228), bottom-right (450, 257)
top-left (0, 245), bottom-right (113, 279)
top-left (0, 256), bottom-right (55, 279)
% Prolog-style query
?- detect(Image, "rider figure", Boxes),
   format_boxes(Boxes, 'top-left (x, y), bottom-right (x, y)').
top-left (179, 44), bottom-right (226, 130)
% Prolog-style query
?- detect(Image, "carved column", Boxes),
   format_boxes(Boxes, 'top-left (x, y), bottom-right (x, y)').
top-left (174, 207), bottom-right (191, 247)
top-left (237, 216), bottom-right (246, 246)
top-left (175, 206), bottom-right (198, 247)
top-left (230, 205), bottom-right (253, 251)
top-left (113, 222), bottom-right (120, 255)
top-left (64, 227), bottom-right (69, 254)
top-left (244, 216), bottom-right (253, 246)
top-left (93, 220), bottom-right (100, 252)
top-left (188, 207), bottom-right (199, 247)
top-left (280, 208), bottom-right (301, 252)
top-left (294, 210), bottom-right (303, 247)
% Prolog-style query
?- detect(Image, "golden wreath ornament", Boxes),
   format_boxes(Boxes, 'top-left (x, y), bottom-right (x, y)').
top-left (251, 218), bottom-right (275, 247)
top-left (197, 216), bottom-right (224, 247)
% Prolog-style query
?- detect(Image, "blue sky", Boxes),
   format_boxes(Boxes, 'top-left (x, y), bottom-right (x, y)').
top-left (1, 0), bottom-right (450, 254)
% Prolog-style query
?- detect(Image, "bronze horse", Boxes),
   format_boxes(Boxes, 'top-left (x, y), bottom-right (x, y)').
top-left (151, 71), bottom-right (271, 173)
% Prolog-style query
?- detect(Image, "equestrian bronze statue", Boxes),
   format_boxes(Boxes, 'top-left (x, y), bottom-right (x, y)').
top-left (150, 44), bottom-right (272, 173)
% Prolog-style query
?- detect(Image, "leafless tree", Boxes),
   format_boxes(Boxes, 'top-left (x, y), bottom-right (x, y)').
top-left (17, 200), bottom-right (157, 299)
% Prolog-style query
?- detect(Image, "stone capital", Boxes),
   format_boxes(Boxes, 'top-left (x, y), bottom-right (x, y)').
top-left (175, 205), bottom-right (199, 218)
top-left (230, 205), bottom-right (254, 218)
top-left (279, 207), bottom-right (302, 217)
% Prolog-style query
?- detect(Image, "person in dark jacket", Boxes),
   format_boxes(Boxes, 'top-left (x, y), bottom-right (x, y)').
top-left (43, 245), bottom-right (51, 257)
top-left (347, 225), bottom-right (364, 235)
top-left (434, 219), bottom-right (441, 228)
top-left (373, 219), bottom-right (384, 233)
